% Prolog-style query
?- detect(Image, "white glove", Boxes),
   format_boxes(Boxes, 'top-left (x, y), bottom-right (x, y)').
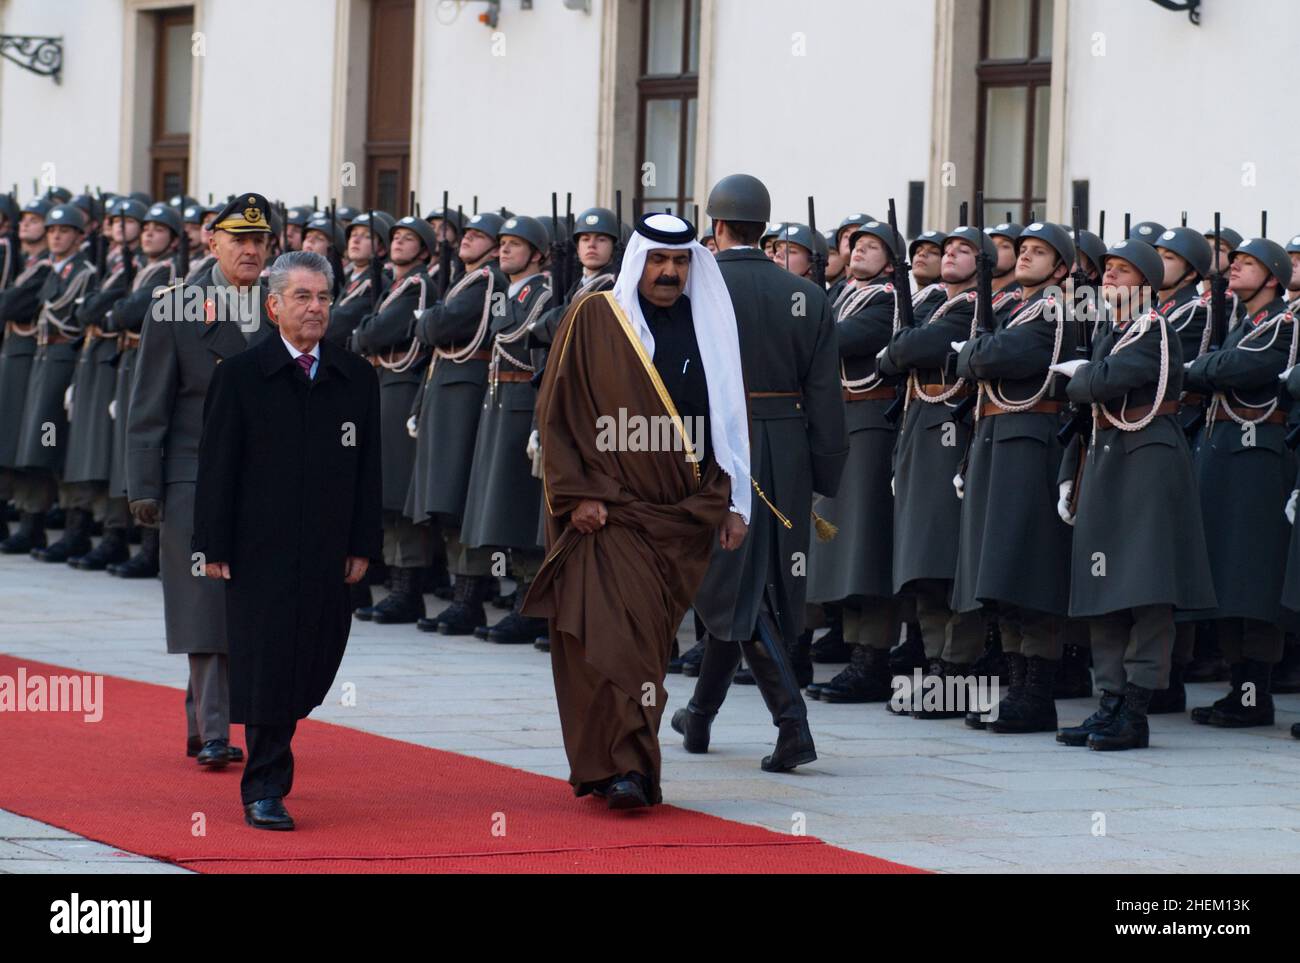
top-left (63, 384), bottom-right (74, 415)
top-left (527, 429), bottom-right (543, 479)
top-left (952, 473), bottom-right (964, 500)
top-left (406, 415), bottom-right (418, 439)
top-left (1280, 366), bottom-right (1295, 382)
top-left (950, 340), bottom-right (968, 353)
top-left (890, 474), bottom-right (895, 496)
top-left (108, 399), bottom-right (117, 422)
top-left (876, 344), bottom-right (890, 361)
top-left (1287, 489), bottom-right (1299, 526)
top-left (1057, 481), bottom-right (1076, 525)
top-left (1049, 359), bottom-right (1090, 379)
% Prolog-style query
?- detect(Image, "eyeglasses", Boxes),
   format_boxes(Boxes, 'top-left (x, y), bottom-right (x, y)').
top-left (285, 291), bottom-right (334, 308)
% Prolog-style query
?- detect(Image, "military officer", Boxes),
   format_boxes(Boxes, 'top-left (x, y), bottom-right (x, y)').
top-left (676, 174), bottom-right (847, 772)
top-left (350, 214), bottom-right (440, 624)
top-left (404, 211), bottom-right (506, 633)
top-left (951, 222), bottom-right (1077, 725)
top-left (1184, 237), bottom-right (1296, 729)
top-left (460, 216), bottom-right (553, 643)
top-left (806, 218), bottom-right (904, 703)
top-left (1054, 240), bottom-right (1216, 750)
top-left (127, 191), bottom-right (278, 767)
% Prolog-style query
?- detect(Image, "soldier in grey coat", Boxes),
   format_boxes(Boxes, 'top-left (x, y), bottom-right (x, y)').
top-left (460, 216), bottom-right (553, 643)
top-left (875, 227), bottom-right (991, 705)
top-left (1183, 237), bottom-right (1296, 730)
top-left (676, 174), bottom-right (847, 772)
top-left (1054, 240), bottom-right (1216, 751)
top-left (806, 219), bottom-right (904, 702)
top-left (908, 230), bottom-right (948, 324)
top-left (952, 222), bottom-right (1077, 722)
top-left (350, 215), bottom-right (438, 625)
top-left (0, 198), bottom-right (53, 553)
top-left (14, 204), bottom-right (98, 561)
top-left (405, 211), bottom-right (506, 634)
top-left (127, 191), bottom-right (278, 767)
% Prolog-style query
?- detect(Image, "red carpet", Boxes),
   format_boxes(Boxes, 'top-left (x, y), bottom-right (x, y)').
top-left (0, 655), bottom-right (921, 873)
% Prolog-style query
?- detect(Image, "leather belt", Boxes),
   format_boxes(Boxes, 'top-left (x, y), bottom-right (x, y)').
top-left (4, 320), bottom-right (37, 338)
top-left (462, 349), bottom-right (492, 363)
top-left (913, 382), bottom-right (973, 400)
top-left (980, 399), bottom-right (1064, 418)
top-left (843, 387), bottom-right (895, 402)
top-left (1207, 407), bottom-right (1287, 426)
top-left (494, 370), bottom-right (533, 383)
top-left (1096, 401), bottom-right (1180, 431)
top-left (39, 328), bottom-right (75, 346)
top-left (749, 390), bottom-right (801, 399)
top-left (1181, 391), bottom-right (1205, 407)
top-left (117, 330), bottom-right (141, 351)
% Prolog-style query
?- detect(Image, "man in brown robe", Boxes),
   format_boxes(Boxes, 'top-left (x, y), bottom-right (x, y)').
top-left (523, 213), bottom-right (752, 810)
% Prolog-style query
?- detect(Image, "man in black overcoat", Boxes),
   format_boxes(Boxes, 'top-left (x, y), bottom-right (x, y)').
top-left (193, 251), bottom-right (383, 830)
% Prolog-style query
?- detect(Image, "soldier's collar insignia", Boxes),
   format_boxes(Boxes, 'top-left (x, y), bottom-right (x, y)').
top-left (204, 297), bottom-right (217, 325)
top-left (518, 284), bottom-right (531, 303)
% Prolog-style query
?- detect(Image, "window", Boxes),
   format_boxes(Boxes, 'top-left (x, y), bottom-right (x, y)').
top-left (975, 0), bottom-right (1052, 225)
top-left (150, 8), bottom-right (193, 201)
top-left (636, 0), bottom-right (700, 217)
top-left (366, 0), bottom-right (414, 214)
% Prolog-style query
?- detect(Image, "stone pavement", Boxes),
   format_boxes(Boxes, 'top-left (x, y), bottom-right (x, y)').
top-left (2, 551), bottom-right (1300, 874)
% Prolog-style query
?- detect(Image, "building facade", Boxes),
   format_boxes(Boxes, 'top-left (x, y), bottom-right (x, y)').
top-left (0, 0), bottom-right (1293, 237)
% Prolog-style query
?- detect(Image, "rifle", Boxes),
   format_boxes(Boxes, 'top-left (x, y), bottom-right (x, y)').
top-left (437, 190), bottom-right (453, 298)
top-left (950, 191), bottom-right (995, 424)
top-left (177, 216), bottom-right (190, 279)
top-left (613, 189), bottom-right (625, 275)
top-left (1184, 212), bottom-right (1228, 439)
top-left (882, 197), bottom-right (915, 424)
top-left (326, 200), bottom-right (343, 299)
top-left (549, 192), bottom-right (568, 300)
top-left (1056, 204), bottom-right (1096, 449)
top-left (367, 208), bottom-right (381, 311)
top-left (808, 195), bottom-right (826, 287)
top-left (454, 203), bottom-right (465, 280)
top-left (565, 193), bottom-right (577, 297)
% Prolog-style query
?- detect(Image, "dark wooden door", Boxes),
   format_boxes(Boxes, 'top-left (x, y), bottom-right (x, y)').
top-left (366, 0), bottom-right (414, 214)
top-left (150, 7), bottom-right (194, 200)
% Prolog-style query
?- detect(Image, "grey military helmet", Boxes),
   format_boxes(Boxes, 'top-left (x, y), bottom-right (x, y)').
top-left (706, 173), bottom-right (772, 223)
top-left (701, 223), bottom-right (715, 242)
top-left (426, 207), bottom-right (466, 235)
top-left (305, 214), bottom-right (345, 252)
top-left (128, 191), bottom-right (153, 207)
top-left (348, 211), bottom-right (394, 248)
top-left (848, 219), bottom-right (903, 260)
top-left (762, 222), bottom-right (785, 243)
top-left (836, 212), bottom-right (876, 245)
top-left (943, 226), bottom-right (997, 261)
top-left (44, 203), bottom-right (87, 232)
top-left (909, 229), bottom-right (948, 260)
top-left (45, 186), bottom-right (72, 203)
top-left (499, 215), bottom-right (550, 253)
top-left (985, 221), bottom-right (1023, 242)
top-left (1069, 228), bottom-right (1108, 276)
top-left (182, 204), bottom-right (206, 226)
top-left (463, 211), bottom-right (505, 241)
top-left (1128, 220), bottom-right (1166, 241)
top-left (143, 203), bottom-right (183, 238)
top-left (1203, 225), bottom-right (1243, 253)
top-left (1104, 239), bottom-right (1165, 294)
top-left (111, 199), bottom-right (149, 224)
top-left (1287, 234), bottom-right (1300, 255)
top-left (572, 207), bottom-right (620, 242)
top-left (71, 193), bottom-right (100, 222)
top-left (335, 205), bottom-right (360, 226)
top-left (22, 197), bottom-right (52, 218)
top-left (1230, 237), bottom-right (1293, 292)
top-left (168, 194), bottom-right (199, 211)
top-left (1153, 227), bottom-right (1213, 279)
top-left (391, 214), bottom-right (439, 256)
top-left (1016, 220), bottom-right (1075, 269)
top-left (776, 222), bottom-right (827, 257)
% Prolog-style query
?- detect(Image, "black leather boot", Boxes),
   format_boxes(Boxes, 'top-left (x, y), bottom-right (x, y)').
top-left (811, 617), bottom-right (851, 664)
top-left (1272, 636), bottom-right (1300, 694)
top-left (1190, 662), bottom-right (1245, 724)
top-left (486, 581), bottom-right (547, 643)
top-left (435, 574), bottom-right (489, 635)
top-left (489, 579), bottom-right (515, 610)
top-left (533, 635), bottom-right (550, 652)
top-left (911, 659), bottom-right (975, 720)
top-left (816, 645), bottom-right (894, 703)
top-left (70, 526), bottom-right (130, 570)
top-left (1057, 690), bottom-right (1124, 746)
top-left (669, 639), bottom-right (705, 675)
top-left (989, 655), bottom-right (1058, 733)
top-left (0, 512), bottom-right (47, 554)
top-left (1185, 623), bottom-right (1228, 682)
top-left (670, 639), bottom-right (742, 753)
top-left (1088, 683), bottom-right (1151, 750)
top-left (1053, 642), bottom-right (1094, 699)
top-left (1148, 663), bottom-right (1187, 714)
top-left (33, 508), bottom-right (92, 562)
top-left (109, 526), bottom-right (159, 577)
top-left (1207, 659), bottom-right (1275, 727)
top-left (968, 651), bottom-right (1024, 729)
top-left (888, 622), bottom-right (927, 676)
top-left (790, 629), bottom-right (814, 688)
top-left (741, 634), bottom-right (816, 772)
top-left (370, 566), bottom-right (425, 625)
top-left (349, 581), bottom-right (373, 617)
top-left (970, 618), bottom-right (1005, 682)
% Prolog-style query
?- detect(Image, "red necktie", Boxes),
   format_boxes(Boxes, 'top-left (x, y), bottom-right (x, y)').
top-left (295, 353), bottom-right (314, 379)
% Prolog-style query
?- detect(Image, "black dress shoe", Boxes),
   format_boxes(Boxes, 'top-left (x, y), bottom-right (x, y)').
top-left (186, 738), bottom-right (244, 762)
top-left (196, 738), bottom-right (231, 769)
top-left (1292, 722), bottom-right (1299, 739)
top-left (244, 797), bottom-right (294, 830)
top-left (533, 636), bottom-right (550, 652)
top-left (606, 773), bottom-right (650, 810)
top-left (670, 640), bottom-right (705, 675)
